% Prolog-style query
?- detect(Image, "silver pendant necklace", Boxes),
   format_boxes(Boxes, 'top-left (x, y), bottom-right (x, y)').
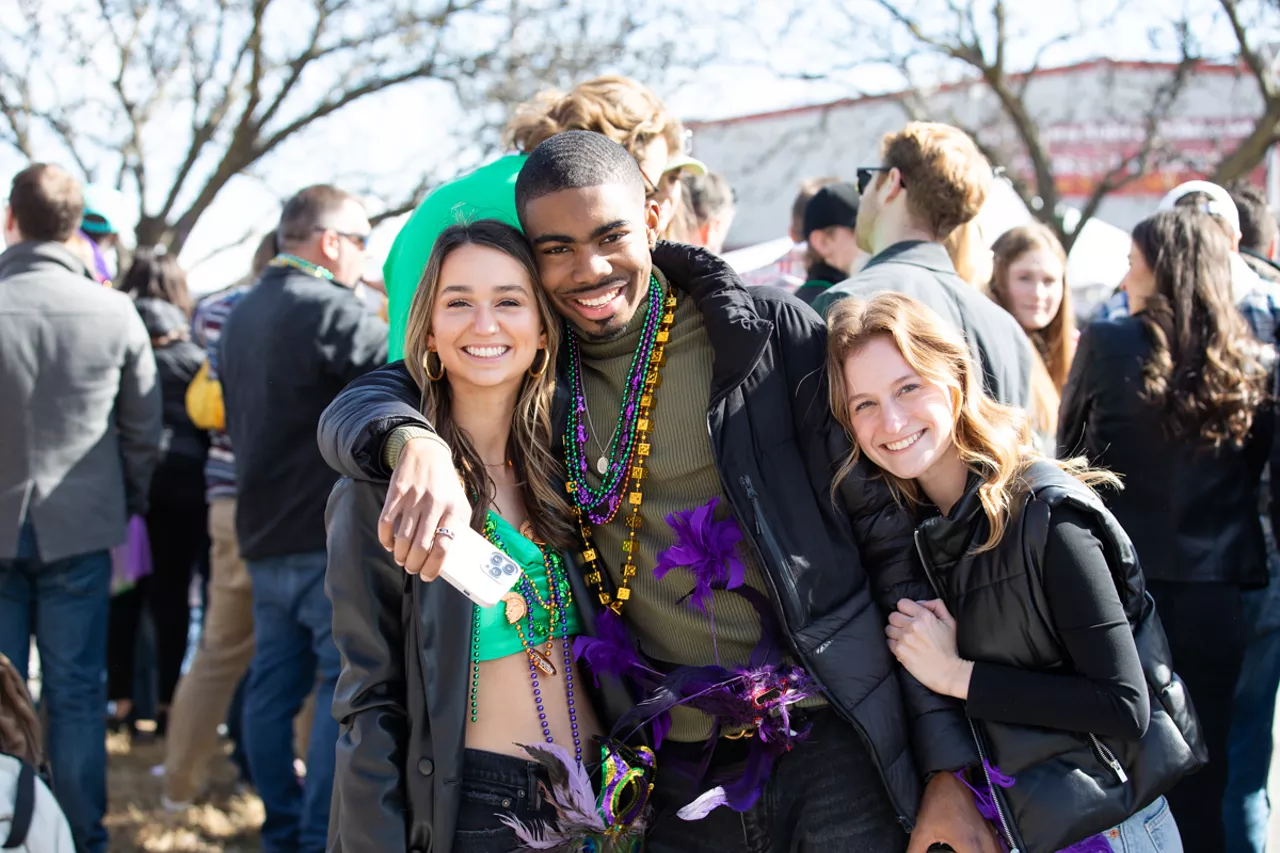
top-left (582, 393), bottom-right (621, 476)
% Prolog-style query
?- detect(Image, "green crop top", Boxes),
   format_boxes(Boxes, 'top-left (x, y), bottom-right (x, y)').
top-left (473, 511), bottom-right (585, 662)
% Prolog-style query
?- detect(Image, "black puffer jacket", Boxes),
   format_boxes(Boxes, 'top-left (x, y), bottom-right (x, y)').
top-left (915, 461), bottom-right (1206, 853)
top-left (318, 243), bottom-right (978, 844)
top-left (1059, 315), bottom-right (1277, 586)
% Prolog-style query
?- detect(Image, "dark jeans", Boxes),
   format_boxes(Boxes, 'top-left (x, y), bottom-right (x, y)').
top-left (645, 709), bottom-right (906, 853)
top-left (243, 552), bottom-right (339, 853)
top-left (452, 748), bottom-right (561, 853)
top-left (1147, 579), bottom-right (1245, 853)
top-left (1223, 540), bottom-right (1280, 853)
top-left (0, 524), bottom-right (111, 853)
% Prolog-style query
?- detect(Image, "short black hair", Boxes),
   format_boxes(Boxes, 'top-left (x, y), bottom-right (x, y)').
top-left (514, 130), bottom-right (645, 223)
top-left (1229, 182), bottom-right (1278, 253)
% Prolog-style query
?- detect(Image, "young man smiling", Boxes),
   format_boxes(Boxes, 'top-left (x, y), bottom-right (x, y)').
top-left (318, 132), bottom-right (996, 852)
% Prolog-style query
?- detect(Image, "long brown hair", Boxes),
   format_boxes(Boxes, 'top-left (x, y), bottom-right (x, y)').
top-left (827, 292), bottom-right (1116, 551)
top-left (943, 219), bottom-right (992, 292)
top-left (990, 223), bottom-right (1076, 389)
top-left (403, 220), bottom-right (574, 548)
top-left (121, 248), bottom-right (193, 317)
top-left (1131, 208), bottom-right (1270, 447)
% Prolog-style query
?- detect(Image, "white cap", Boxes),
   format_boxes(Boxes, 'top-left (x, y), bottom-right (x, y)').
top-left (1157, 180), bottom-right (1240, 237)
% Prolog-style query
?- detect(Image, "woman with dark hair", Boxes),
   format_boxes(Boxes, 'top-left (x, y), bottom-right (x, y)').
top-left (1059, 207), bottom-right (1277, 852)
top-left (108, 249), bottom-right (209, 735)
top-left (989, 224), bottom-right (1077, 452)
top-left (326, 220), bottom-right (642, 853)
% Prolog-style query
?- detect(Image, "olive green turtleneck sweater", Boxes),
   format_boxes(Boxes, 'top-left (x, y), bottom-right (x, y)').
top-left (576, 270), bottom-right (771, 742)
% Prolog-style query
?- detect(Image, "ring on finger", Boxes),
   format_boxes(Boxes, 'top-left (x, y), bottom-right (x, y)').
top-left (435, 527), bottom-right (456, 541)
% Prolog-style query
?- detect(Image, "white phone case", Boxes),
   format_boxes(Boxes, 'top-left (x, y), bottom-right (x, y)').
top-left (435, 525), bottom-right (524, 608)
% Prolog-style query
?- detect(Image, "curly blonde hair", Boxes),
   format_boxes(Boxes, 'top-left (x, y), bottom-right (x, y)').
top-left (506, 75), bottom-right (684, 160)
top-left (827, 292), bottom-right (1116, 551)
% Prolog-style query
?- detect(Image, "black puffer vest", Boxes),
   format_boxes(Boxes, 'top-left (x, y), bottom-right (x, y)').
top-left (914, 461), bottom-right (1206, 853)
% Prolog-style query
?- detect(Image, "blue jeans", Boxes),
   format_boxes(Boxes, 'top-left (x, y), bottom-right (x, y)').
top-left (243, 552), bottom-right (339, 853)
top-left (0, 524), bottom-right (110, 853)
top-left (1104, 797), bottom-right (1182, 852)
top-left (1222, 548), bottom-right (1280, 853)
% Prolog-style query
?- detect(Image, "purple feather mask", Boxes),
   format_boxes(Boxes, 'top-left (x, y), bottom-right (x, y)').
top-left (654, 497), bottom-right (746, 612)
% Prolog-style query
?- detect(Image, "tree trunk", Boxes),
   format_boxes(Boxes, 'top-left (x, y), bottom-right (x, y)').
top-left (1213, 100), bottom-right (1280, 184)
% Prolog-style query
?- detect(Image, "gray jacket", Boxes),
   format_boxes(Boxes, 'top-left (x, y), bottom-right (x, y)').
top-left (813, 240), bottom-right (1034, 409)
top-left (0, 241), bottom-right (162, 561)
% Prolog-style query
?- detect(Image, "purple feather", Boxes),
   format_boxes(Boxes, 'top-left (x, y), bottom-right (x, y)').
top-left (1062, 835), bottom-right (1116, 853)
top-left (499, 742), bottom-right (653, 852)
top-left (654, 497), bottom-right (747, 612)
top-left (572, 608), bottom-right (651, 685)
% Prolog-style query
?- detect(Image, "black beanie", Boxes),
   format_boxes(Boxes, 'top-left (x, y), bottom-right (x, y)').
top-left (803, 182), bottom-right (860, 239)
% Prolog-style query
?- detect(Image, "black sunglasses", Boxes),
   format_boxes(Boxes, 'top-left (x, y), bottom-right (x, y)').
top-left (856, 167), bottom-right (904, 196)
top-left (315, 227), bottom-right (370, 250)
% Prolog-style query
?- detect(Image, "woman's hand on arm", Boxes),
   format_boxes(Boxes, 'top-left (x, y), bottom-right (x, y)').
top-left (886, 598), bottom-right (975, 700)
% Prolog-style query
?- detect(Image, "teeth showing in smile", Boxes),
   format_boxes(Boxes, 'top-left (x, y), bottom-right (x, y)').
top-left (464, 345), bottom-right (510, 359)
top-left (576, 288), bottom-right (622, 308)
top-left (885, 431), bottom-right (923, 452)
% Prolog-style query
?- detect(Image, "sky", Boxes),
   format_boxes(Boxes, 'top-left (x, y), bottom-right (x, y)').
top-left (0, 0), bottom-right (1268, 293)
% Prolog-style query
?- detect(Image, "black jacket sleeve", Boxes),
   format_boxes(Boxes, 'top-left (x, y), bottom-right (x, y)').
top-left (771, 294), bottom-right (979, 776)
top-left (1058, 323), bottom-right (1099, 459)
top-left (966, 506), bottom-right (1149, 739)
top-left (318, 361), bottom-right (433, 479)
top-left (318, 294), bottom-right (390, 389)
top-left (326, 477), bottom-right (412, 853)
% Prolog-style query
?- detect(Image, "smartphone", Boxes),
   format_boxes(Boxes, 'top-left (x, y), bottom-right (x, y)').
top-left (436, 524), bottom-right (524, 608)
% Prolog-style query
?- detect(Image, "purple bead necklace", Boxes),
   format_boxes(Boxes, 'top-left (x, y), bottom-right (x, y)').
top-left (564, 274), bottom-right (665, 524)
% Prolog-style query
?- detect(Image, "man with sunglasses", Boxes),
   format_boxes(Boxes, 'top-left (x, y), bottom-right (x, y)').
top-left (219, 184), bottom-right (387, 853)
top-left (813, 122), bottom-right (1033, 408)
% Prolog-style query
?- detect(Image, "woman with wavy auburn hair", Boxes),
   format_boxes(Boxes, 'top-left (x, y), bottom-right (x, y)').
top-left (1058, 207), bottom-right (1276, 850)
top-left (826, 292), bottom-right (1202, 853)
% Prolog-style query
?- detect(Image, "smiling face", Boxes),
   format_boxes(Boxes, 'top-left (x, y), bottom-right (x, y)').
top-left (524, 182), bottom-right (660, 342)
top-left (842, 334), bottom-right (960, 483)
top-left (426, 244), bottom-right (546, 394)
top-left (1004, 245), bottom-right (1065, 332)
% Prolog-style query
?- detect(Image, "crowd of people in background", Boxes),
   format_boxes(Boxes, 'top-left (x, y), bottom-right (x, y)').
top-left (2, 69), bottom-right (1280, 853)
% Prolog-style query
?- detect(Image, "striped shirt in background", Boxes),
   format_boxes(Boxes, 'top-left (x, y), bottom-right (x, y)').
top-left (192, 284), bottom-right (249, 502)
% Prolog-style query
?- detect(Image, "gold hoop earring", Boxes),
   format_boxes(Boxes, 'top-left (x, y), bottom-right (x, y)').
top-left (423, 351), bottom-right (445, 381)
top-left (528, 348), bottom-right (549, 378)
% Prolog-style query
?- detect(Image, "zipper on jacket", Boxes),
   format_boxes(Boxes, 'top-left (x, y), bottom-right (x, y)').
top-left (721, 465), bottom-right (909, 827)
top-left (968, 719), bottom-right (1021, 853)
top-left (911, 529), bottom-right (946, 600)
top-left (1089, 734), bottom-right (1129, 784)
top-left (917, 527), bottom-right (1020, 849)
top-left (740, 475), bottom-right (801, 608)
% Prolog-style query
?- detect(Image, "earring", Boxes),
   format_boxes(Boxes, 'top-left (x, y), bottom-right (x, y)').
top-left (528, 348), bottom-right (549, 378)
top-left (424, 350), bottom-right (445, 381)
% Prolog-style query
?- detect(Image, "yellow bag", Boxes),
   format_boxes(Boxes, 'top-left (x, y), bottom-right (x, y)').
top-left (186, 360), bottom-right (224, 431)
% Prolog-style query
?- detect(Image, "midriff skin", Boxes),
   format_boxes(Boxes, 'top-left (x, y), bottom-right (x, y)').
top-left (465, 638), bottom-right (603, 760)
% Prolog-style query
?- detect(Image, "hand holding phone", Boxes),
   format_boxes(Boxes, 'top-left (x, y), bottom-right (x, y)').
top-left (435, 525), bottom-right (524, 608)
